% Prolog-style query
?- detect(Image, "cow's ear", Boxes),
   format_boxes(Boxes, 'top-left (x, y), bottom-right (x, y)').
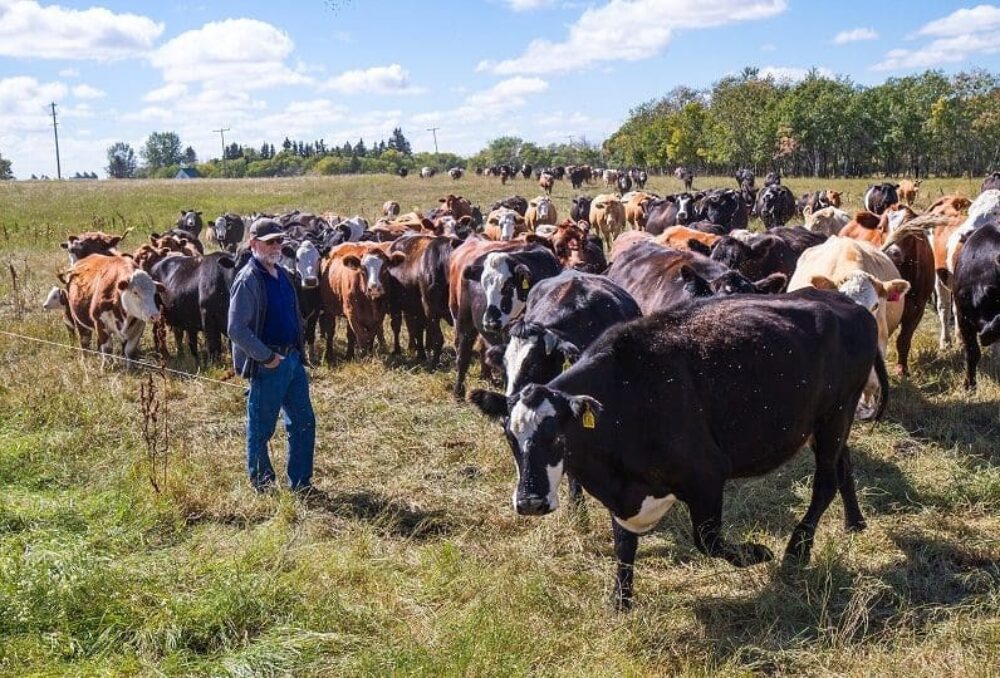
top-left (468, 389), bottom-right (509, 420)
top-left (389, 252), bottom-right (406, 267)
top-left (458, 215), bottom-right (473, 226)
top-left (687, 239), bottom-right (711, 256)
top-left (754, 272), bottom-right (788, 294)
top-left (281, 244), bottom-right (297, 258)
top-left (514, 263), bottom-right (532, 287)
top-left (884, 279), bottom-right (911, 302)
top-left (567, 395), bottom-right (603, 428)
top-left (342, 255), bottom-right (362, 269)
top-left (60, 241), bottom-right (70, 249)
top-left (109, 236), bottom-right (122, 247)
top-left (219, 256), bottom-right (236, 269)
top-left (117, 279), bottom-right (130, 291)
top-left (463, 264), bottom-right (484, 281)
top-left (558, 340), bottom-right (581, 364)
top-left (810, 275), bottom-right (838, 291)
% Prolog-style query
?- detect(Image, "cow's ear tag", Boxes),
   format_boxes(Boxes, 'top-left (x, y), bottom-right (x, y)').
top-left (581, 404), bottom-right (596, 429)
top-left (562, 356), bottom-right (572, 373)
top-left (521, 277), bottom-right (530, 290)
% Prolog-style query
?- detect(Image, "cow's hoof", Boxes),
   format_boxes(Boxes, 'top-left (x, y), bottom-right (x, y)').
top-left (845, 517), bottom-right (867, 533)
top-left (610, 591), bottom-right (633, 612)
top-left (732, 542), bottom-right (774, 567)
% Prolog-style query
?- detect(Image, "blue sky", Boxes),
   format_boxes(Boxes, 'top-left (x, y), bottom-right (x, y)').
top-left (3, 0), bottom-right (1000, 178)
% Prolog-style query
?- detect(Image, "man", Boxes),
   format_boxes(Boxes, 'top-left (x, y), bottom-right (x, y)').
top-left (228, 219), bottom-right (315, 491)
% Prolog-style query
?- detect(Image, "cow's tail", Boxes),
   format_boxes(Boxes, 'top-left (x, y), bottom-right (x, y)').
top-left (872, 350), bottom-right (890, 422)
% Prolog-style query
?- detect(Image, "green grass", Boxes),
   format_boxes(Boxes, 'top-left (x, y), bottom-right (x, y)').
top-left (0, 174), bottom-right (998, 676)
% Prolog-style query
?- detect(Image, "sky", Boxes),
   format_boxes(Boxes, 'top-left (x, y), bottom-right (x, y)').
top-left (3, 0), bottom-right (1000, 178)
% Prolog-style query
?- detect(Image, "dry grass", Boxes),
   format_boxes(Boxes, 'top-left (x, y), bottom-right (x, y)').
top-left (0, 175), bottom-right (998, 676)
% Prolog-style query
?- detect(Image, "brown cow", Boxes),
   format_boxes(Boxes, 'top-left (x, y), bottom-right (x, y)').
top-left (60, 231), bottom-right (126, 264)
top-left (839, 206), bottom-right (916, 247)
top-left (609, 230), bottom-right (654, 261)
top-left (881, 222), bottom-right (936, 375)
top-left (539, 220), bottom-right (607, 273)
top-left (382, 201), bottom-right (401, 218)
top-left (437, 194), bottom-right (473, 220)
top-left (926, 194), bottom-right (971, 217)
top-left (525, 196), bottom-right (558, 230)
top-left (484, 208), bottom-right (528, 241)
top-left (898, 179), bottom-right (921, 206)
top-left (319, 243), bottom-right (405, 360)
top-left (623, 191), bottom-right (657, 230)
top-left (589, 194), bottom-right (626, 247)
top-left (538, 172), bottom-right (555, 196)
top-left (63, 254), bottom-right (163, 363)
top-left (655, 225), bottom-right (722, 253)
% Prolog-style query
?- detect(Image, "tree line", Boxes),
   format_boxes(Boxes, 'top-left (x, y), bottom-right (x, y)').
top-left (603, 67), bottom-right (1000, 178)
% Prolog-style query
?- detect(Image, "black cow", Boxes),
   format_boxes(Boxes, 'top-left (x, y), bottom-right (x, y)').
top-left (864, 183), bottom-right (899, 215)
top-left (210, 213), bottom-right (245, 252)
top-left (700, 189), bottom-right (747, 232)
top-left (398, 167), bottom-right (409, 178)
top-left (151, 252), bottom-right (238, 361)
top-left (709, 233), bottom-right (797, 280)
top-left (635, 170), bottom-right (648, 190)
top-left (569, 166), bottom-right (589, 190)
top-left (470, 289), bottom-right (887, 608)
top-left (175, 210), bottom-right (204, 239)
top-left (570, 195), bottom-right (593, 223)
top-left (953, 223), bottom-right (1000, 389)
top-left (764, 226), bottom-right (829, 259)
top-left (734, 168), bottom-right (755, 188)
top-left (764, 171), bottom-right (782, 187)
top-left (489, 195), bottom-right (529, 216)
top-left (980, 172), bottom-right (1000, 194)
top-left (616, 174), bottom-right (632, 195)
top-left (606, 241), bottom-right (785, 314)
top-left (520, 164), bottom-right (532, 179)
top-left (552, 166), bottom-right (566, 180)
top-left (755, 185), bottom-right (797, 228)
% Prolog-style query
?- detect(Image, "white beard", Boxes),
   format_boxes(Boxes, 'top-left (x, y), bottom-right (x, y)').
top-left (255, 250), bottom-right (281, 267)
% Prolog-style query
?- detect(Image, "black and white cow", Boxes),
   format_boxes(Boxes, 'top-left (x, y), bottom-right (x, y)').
top-left (644, 192), bottom-right (703, 235)
top-left (464, 247), bottom-right (563, 333)
top-left (279, 239), bottom-right (324, 361)
top-left (210, 213), bottom-right (245, 252)
top-left (764, 171), bottom-right (782, 187)
top-left (953, 222), bottom-right (1000, 389)
top-left (864, 183), bottom-right (900, 215)
top-left (470, 289), bottom-right (887, 608)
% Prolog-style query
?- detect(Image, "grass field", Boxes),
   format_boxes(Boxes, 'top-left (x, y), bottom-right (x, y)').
top-left (1, 174), bottom-right (998, 676)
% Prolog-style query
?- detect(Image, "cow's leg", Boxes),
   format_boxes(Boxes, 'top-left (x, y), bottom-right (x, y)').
top-left (611, 518), bottom-right (638, 611)
top-left (404, 308), bottom-right (427, 362)
top-left (345, 325), bottom-right (356, 360)
top-left (187, 329), bottom-right (200, 363)
top-left (567, 475), bottom-right (585, 509)
top-left (453, 326), bottom-right (477, 398)
top-left (320, 313), bottom-right (336, 364)
top-left (895, 299), bottom-right (921, 376)
top-left (784, 418), bottom-right (847, 565)
top-left (304, 311), bottom-right (319, 365)
top-left (957, 312), bottom-right (981, 390)
top-left (683, 468), bottom-right (773, 567)
top-left (172, 327), bottom-right (185, 357)
top-left (425, 317), bottom-right (444, 370)
top-left (203, 313), bottom-right (223, 363)
top-left (389, 305), bottom-right (403, 355)
top-left (936, 275), bottom-right (953, 348)
top-left (836, 446), bottom-right (866, 532)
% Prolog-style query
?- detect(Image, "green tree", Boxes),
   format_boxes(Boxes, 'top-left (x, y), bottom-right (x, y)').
top-left (387, 127), bottom-right (412, 156)
top-left (0, 150), bottom-right (13, 180)
top-left (182, 145), bottom-right (197, 165)
top-left (105, 142), bottom-right (137, 179)
top-left (141, 132), bottom-right (183, 170)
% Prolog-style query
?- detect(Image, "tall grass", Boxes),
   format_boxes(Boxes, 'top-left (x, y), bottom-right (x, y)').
top-left (0, 175), bottom-right (997, 676)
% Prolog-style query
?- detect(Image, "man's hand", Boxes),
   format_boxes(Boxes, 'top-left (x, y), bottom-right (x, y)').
top-left (264, 354), bottom-right (284, 369)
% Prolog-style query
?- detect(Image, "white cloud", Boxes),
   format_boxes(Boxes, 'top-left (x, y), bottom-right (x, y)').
top-left (58, 68), bottom-right (79, 78)
top-left (142, 82), bottom-right (188, 103)
top-left (873, 5), bottom-right (1000, 71)
top-left (503, 0), bottom-right (557, 11)
top-left (322, 64), bottom-right (425, 95)
top-left (0, 76), bottom-right (68, 133)
top-left (149, 18), bottom-right (312, 89)
top-left (758, 65), bottom-right (834, 82)
top-left (0, 0), bottom-right (163, 60)
top-left (72, 84), bottom-right (105, 99)
top-left (479, 0), bottom-right (787, 75)
top-left (465, 77), bottom-right (548, 108)
top-left (760, 43), bottom-right (776, 52)
top-left (832, 27), bottom-right (877, 44)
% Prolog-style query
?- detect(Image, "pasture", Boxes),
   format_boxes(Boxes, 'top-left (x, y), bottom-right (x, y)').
top-left (1, 174), bottom-right (998, 676)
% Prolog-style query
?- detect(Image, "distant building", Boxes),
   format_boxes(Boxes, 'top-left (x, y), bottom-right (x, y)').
top-left (175, 167), bottom-right (200, 179)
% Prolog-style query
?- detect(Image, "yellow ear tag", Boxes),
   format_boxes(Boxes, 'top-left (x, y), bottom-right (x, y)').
top-left (562, 357), bottom-right (572, 373)
top-left (581, 404), bottom-right (596, 429)
top-left (521, 278), bottom-right (530, 290)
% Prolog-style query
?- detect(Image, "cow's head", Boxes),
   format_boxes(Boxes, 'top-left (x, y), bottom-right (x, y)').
top-left (534, 197), bottom-right (554, 222)
top-left (42, 286), bottom-right (66, 310)
top-left (502, 321), bottom-right (582, 397)
top-left (470, 383), bottom-right (602, 515)
top-left (710, 270), bottom-right (787, 295)
top-left (177, 210), bottom-right (203, 236)
top-left (118, 269), bottom-right (161, 323)
top-left (811, 271), bottom-right (910, 352)
top-left (493, 209), bottom-right (522, 241)
top-left (465, 251), bottom-right (533, 332)
top-left (352, 249), bottom-right (404, 299)
top-left (61, 232), bottom-right (121, 264)
top-left (674, 192), bottom-right (702, 224)
top-left (827, 190), bottom-right (842, 207)
top-left (708, 236), bottom-right (750, 270)
top-left (284, 239), bottom-right (321, 288)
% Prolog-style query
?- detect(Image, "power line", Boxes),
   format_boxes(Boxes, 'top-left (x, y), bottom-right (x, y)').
top-left (426, 127), bottom-right (440, 155)
top-left (213, 127), bottom-right (231, 177)
top-left (50, 102), bottom-right (62, 180)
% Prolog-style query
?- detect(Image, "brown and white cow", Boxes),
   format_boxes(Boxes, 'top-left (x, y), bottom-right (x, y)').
top-left (63, 254), bottom-right (164, 363)
top-left (437, 194), bottom-right (473, 220)
top-left (788, 236), bottom-right (910, 417)
top-left (589, 194), bottom-right (626, 246)
top-left (484, 207), bottom-right (528, 241)
top-left (525, 196), bottom-right (558, 231)
top-left (803, 206), bottom-right (852, 236)
top-left (382, 201), bottom-right (401, 218)
top-left (319, 243), bottom-right (405, 360)
top-left (538, 172), bottom-right (555, 196)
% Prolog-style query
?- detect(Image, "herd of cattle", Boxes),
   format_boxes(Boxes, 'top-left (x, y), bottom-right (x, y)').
top-left (38, 169), bottom-right (1000, 608)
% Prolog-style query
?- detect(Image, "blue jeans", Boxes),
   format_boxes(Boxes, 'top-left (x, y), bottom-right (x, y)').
top-left (246, 350), bottom-right (315, 489)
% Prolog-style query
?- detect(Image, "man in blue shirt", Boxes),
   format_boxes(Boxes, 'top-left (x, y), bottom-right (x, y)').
top-left (228, 219), bottom-right (315, 492)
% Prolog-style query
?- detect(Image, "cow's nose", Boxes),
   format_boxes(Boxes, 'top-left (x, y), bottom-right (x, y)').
top-left (303, 277), bottom-right (318, 289)
top-left (516, 494), bottom-right (549, 516)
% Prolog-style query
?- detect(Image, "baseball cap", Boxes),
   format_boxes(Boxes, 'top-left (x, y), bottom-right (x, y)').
top-left (249, 219), bottom-right (284, 242)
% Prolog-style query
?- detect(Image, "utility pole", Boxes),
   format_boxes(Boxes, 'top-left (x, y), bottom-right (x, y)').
top-left (426, 127), bottom-right (440, 155)
top-left (212, 127), bottom-right (230, 177)
top-left (50, 102), bottom-right (62, 180)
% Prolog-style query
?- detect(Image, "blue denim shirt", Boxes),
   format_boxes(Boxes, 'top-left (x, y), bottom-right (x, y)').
top-left (228, 256), bottom-right (305, 378)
